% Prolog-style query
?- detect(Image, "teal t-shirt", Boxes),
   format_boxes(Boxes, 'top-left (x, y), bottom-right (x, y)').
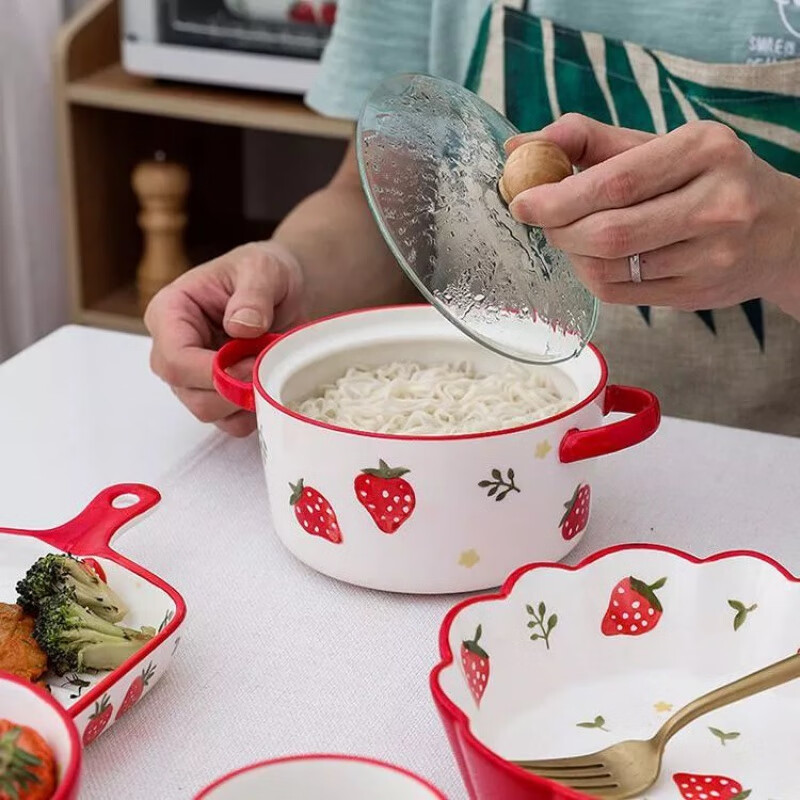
top-left (306, 0), bottom-right (800, 120)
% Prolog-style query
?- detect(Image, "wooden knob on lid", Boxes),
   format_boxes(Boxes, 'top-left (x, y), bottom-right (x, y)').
top-left (498, 140), bottom-right (573, 205)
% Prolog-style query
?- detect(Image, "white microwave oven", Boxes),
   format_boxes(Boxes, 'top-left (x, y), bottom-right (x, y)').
top-left (122, 0), bottom-right (336, 95)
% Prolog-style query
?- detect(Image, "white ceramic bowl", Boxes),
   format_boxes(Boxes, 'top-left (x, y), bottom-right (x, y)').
top-left (194, 755), bottom-right (447, 799)
top-left (431, 545), bottom-right (800, 799)
top-left (0, 672), bottom-right (82, 800)
top-left (214, 305), bottom-right (660, 593)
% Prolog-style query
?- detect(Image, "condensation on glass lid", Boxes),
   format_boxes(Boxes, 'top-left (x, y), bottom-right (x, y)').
top-left (357, 73), bottom-right (598, 365)
top-left (430, 245), bottom-right (588, 363)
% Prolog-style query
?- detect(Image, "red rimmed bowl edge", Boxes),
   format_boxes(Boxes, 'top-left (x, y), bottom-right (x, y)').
top-left (0, 671), bottom-right (83, 800)
top-left (192, 753), bottom-right (450, 799)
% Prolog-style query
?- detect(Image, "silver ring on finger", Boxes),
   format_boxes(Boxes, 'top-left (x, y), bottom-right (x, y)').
top-left (628, 253), bottom-right (643, 283)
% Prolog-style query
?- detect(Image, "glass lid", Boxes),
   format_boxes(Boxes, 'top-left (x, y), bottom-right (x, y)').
top-left (356, 73), bottom-right (598, 365)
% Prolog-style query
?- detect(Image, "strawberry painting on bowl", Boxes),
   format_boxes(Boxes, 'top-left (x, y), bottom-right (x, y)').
top-left (0, 484), bottom-right (185, 747)
top-left (431, 544), bottom-right (800, 799)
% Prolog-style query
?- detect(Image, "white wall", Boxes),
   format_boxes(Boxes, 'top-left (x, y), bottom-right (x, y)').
top-left (0, 2), bottom-right (69, 362)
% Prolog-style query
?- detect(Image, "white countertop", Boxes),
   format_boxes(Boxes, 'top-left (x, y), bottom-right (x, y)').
top-left (2, 325), bottom-right (799, 799)
top-left (0, 326), bottom-right (212, 527)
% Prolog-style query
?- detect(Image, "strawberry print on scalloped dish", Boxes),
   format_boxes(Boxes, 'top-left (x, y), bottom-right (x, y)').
top-left (432, 545), bottom-right (798, 799)
top-left (673, 773), bottom-right (751, 799)
top-left (601, 575), bottom-right (666, 637)
top-left (460, 625), bottom-right (490, 708)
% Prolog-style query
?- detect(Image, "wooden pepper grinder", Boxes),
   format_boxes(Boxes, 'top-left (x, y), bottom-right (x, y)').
top-left (132, 152), bottom-right (191, 311)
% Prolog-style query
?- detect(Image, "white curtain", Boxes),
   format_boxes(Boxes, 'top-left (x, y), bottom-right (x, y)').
top-left (0, 1), bottom-right (69, 362)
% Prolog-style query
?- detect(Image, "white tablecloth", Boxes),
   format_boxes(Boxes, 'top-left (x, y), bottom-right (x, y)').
top-left (2, 327), bottom-right (800, 799)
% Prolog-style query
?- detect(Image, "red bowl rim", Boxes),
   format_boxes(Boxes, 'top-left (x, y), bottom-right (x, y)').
top-left (192, 753), bottom-right (449, 799)
top-left (253, 304), bottom-right (610, 442)
top-left (0, 671), bottom-right (83, 800)
top-left (429, 542), bottom-right (800, 798)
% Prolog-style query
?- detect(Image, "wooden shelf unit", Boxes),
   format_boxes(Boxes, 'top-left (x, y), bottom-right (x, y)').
top-left (66, 63), bottom-right (352, 139)
top-left (56, 0), bottom-right (351, 334)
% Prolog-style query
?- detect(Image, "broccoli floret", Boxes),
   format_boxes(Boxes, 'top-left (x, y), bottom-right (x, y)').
top-left (16, 554), bottom-right (127, 622)
top-left (32, 591), bottom-right (153, 676)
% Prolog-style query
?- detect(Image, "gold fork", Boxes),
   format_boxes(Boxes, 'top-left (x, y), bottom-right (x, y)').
top-left (512, 651), bottom-right (800, 798)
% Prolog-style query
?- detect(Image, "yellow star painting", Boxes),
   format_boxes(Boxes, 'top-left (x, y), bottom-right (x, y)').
top-left (458, 549), bottom-right (480, 568)
top-left (535, 440), bottom-right (552, 459)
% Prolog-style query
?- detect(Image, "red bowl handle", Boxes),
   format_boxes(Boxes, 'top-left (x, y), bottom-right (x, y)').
top-left (559, 385), bottom-right (660, 463)
top-left (10, 484), bottom-right (163, 555)
top-left (212, 333), bottom-right (279, 413)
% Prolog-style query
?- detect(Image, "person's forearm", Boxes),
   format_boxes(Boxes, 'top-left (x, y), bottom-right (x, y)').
top-left (764, 172), bottom-right (800, 321)
top-left (272, 140), bottom-right (419, 320)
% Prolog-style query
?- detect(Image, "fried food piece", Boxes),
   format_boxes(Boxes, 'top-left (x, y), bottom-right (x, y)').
top-left (0, 603), bottom-right (48, 683)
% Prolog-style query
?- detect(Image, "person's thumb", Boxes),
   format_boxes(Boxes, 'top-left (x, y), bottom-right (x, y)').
top-left (506, 113), bottom-right (655, 169)
top-left (223, 248), bottom-right (286, 339)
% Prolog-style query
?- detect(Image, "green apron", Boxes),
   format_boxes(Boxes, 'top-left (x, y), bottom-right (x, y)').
top-left (466, 0), bottom-right (800, 435)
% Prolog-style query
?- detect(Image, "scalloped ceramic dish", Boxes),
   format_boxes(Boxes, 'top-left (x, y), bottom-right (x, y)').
top-left (431, 545), bottom-right (800, 799)
top-left (0, 484), bottom-right (185, 745)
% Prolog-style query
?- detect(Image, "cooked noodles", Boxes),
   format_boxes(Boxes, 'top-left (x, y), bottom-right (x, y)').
top-left (290, 361), bottom-right (574, 435)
